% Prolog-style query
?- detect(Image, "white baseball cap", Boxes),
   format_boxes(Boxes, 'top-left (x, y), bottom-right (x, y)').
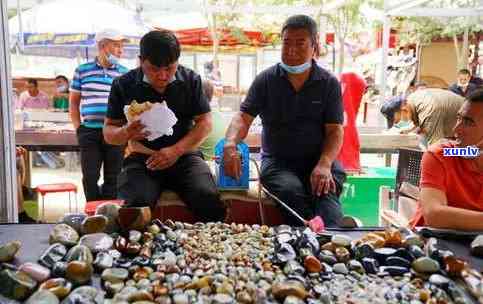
top-left (95, 29), bottom-right (129, 43)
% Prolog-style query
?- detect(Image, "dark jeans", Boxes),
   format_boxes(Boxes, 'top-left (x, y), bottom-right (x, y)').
top-left (261, 157), bottom-right (346, 227)
top-left (117, 151), bottom-right (226, 222)
top-left (77, 126), bottom-right (123, 202)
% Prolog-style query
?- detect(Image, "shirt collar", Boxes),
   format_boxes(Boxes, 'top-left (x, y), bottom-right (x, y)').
top-left (94, 57), bottom-right (118, 69)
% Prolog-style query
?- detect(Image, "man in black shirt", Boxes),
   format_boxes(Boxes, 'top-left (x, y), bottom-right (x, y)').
top-left (103, 30), bottom-right (225, 222)
top-left (223, 15), bottom-right (345, 227)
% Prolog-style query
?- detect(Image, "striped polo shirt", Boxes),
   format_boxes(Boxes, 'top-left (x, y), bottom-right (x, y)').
top-left (70, 59), bottom-right (128, 128)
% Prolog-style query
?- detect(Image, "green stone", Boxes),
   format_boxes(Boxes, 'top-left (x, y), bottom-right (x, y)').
top-left (0, 269), bottom-right (37, 300)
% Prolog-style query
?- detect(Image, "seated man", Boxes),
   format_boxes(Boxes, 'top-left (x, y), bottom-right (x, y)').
top-left (449, 68), bottom-right (479, 98)
top-left (223, 15), bottom-right (346, 227)
top-left (410, 89), bottom-right (483, 230)
top-left (18, 78), bottom-right (50, 110)
top-left (103, 30), bottom-right (225, 222)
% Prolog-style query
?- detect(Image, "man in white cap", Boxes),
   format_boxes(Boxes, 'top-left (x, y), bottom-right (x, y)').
top-left (69, 29), bottom-right (129, 202)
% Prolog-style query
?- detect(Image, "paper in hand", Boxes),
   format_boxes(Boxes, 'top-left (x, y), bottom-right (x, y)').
top-left (124, 101), bottom-right (177, 141)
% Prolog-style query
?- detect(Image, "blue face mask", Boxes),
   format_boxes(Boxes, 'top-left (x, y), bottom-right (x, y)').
top-left (280, 61), bottom-right (311, 74)
top-left (107, 53), bottom-right (120, 66)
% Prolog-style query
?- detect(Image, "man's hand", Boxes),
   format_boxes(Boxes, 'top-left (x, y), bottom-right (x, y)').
top-left (146, 146), bottom-right (181, 170)
top-left (223, 143), bottom-right (241, 180)
top-left (124, 120), bottom-right (149, 141)
top-left (16, 147), bottom-right (26, 157)
top-left (310, 163), bottom-right (336, 196)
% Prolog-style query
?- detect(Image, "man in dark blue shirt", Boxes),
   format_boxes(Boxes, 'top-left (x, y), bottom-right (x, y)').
top-left (103, 30), bottom-right (225, 222)
top-left (223, 15), bottom-right (345, 227)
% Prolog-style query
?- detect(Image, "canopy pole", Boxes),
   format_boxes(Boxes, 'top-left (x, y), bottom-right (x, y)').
top-left (0, 0), bottom-right (19, 222)
top-left (379, 1), bottom-right (391, 127)
top-left (17, 0), bottom-right (23, 48)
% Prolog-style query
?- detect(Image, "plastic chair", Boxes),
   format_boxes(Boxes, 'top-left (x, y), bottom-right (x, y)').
top-left (36, 183), bottom-right (78, 222)
top-left (84, 199), bottom-right (124, 216)
top-left (379, 148), bottom-right (424, 227)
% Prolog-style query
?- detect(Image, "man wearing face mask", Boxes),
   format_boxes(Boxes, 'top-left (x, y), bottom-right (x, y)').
top-left (410, 89), bottom-right (483, 231)
top-left (449, 69), bottom-right (478, 98)
top-left (70, 29), bottom-right (129, 202)
top-left (103, 30), bottom-right (226, 222)
top-left (223, 15), bottom-right (346, 227)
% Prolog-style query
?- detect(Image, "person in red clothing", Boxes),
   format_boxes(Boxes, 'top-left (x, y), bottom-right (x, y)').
top-left (411, 89), bottom-right (483, 230)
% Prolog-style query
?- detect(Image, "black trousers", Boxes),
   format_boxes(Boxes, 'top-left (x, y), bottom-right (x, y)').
top-left (77, 126), bottom-right (123, 202)
top-left (260, 156), bottom-right (346, 227)
top-left (117, 151), bottom-right (226, 222)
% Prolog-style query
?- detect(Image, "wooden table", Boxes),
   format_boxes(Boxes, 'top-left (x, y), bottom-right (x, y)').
top-left (246, 132), bottom-right (420, 165)
top-left (15, 129), bottom-right (79, 152)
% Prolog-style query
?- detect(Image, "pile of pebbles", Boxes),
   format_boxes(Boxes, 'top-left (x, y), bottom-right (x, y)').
top-left (0, 203), bottom-right (481, 304)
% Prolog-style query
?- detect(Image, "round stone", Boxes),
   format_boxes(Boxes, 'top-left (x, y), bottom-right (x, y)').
top-left (79, 233), bottom-right (113, 253)
top-left (93, 252), bottom-right (114, 270)
top-left (331, 234), bottom-right (352, 247)
top-left (81, 215), bottom-right (108, 235)
top-left (0, 240), bottom-right (21, 262)
top-left (62, 286), bottom-right (105, 303)
top-left (25, 289), bottom-right (59, 304)
top-left (102, 268), bottom-right (130, 283)
top-left (59, 213), bottom-right (87, 234)
top-left (65, 261), bottom-right (93, 285)
top-left (212, 293), bottom-right (234, 304)
top-left (304, 256), bottom-right (322, 273)
top-left (412, 257), bottom-right (440, 274)
top-left (95, 203), bottom-right (121, 234)
top-left (332, 263), bottom-right (349, 275)
top-left (49, 224), bottom-right (79, 246)
top-left (39, 278), bottom-right (72, 299)
top-left (0, 269), bottom-right (37, 300)
top-left (129, 230), bottom-right (142, 243)
top-left (18, 262), bottom-right (51, 282)
top-left (65, 245), bottom-right (93, 264)
top-left (38, 243), bottom-right (67, 268)
top-left (429, 274), bottom-right (450, 288)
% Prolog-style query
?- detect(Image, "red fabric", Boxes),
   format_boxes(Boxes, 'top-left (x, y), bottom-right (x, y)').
top-left (410, 143), bottom-right (483, 227)
top-left (85, 199), bottom-right (124, 216)
top-left (338, 72), bottom-right (366, 172)
top-left (171, 28), bottom-right (335, 47)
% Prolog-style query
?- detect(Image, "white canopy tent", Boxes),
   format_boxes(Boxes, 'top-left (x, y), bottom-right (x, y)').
top-left (8, 0), bottom-right (151, 59)
top-left (378, 0), bottom-right (483, 112)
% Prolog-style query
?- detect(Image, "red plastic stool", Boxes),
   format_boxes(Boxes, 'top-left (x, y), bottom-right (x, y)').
top-left (36, 183), bottom-right (78, 222)
top-left (85, 199), bottom-right (124, 216)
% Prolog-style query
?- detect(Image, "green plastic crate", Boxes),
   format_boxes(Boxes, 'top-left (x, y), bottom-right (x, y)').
top-left (340, 167), bottom-right (396, 226)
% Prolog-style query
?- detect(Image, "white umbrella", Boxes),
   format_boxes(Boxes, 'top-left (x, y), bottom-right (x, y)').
top-left (9, 0), bottom-right (152, 59)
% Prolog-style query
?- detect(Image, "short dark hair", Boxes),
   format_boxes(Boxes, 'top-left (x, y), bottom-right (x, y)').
top-left (55, 75), bottom-right (68, 83)
top-left (281, 15), bottom-right (318, 46)
top-left (27, 78), bottom-right (38, 87)
top-left (467, 88), bottom-right (483, 103)
top-left (140, 30), bottom-right (180, 67)
top-left (202, 79), bottom-right (214, 101)
top-left (458, 68), bottom-right (471, 75)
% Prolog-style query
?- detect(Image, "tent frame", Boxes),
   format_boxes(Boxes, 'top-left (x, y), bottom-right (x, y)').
top-left (379, 0), bottom-right (483, 125)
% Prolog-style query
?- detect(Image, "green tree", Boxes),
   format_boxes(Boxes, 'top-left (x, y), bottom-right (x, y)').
top-left (393, 0), bottom-right (482, 72)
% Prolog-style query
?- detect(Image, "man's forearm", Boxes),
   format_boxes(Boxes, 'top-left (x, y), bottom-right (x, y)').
top-left (69, 100), bottom-right (81, 128)
top-left (425, 205), bottom-right (483, 231)
top-left (225, 112), bottom-right (251, 146)
top-left (173, 119), bottom-right (211, 155)
top-left (318, 126), bottom-right (343, 166)
top-left (103, 124), bottom-right (129, 145)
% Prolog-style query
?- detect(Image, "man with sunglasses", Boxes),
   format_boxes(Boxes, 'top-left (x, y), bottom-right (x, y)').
top-left (104, 30), bottom-right (225, 222)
